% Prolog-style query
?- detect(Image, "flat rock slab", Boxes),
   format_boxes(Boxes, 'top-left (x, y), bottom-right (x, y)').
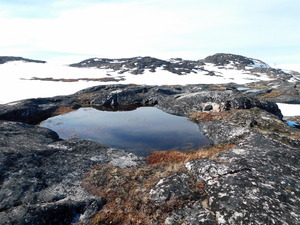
top-left (164, 127), bottom-right (300, 224)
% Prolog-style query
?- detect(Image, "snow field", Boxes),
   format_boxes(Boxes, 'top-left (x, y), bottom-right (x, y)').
top-left (0, 61), bottom-right (299, 117)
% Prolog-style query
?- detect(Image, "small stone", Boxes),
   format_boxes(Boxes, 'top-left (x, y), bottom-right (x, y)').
top-left (204, 105), bottom-right (213, 111)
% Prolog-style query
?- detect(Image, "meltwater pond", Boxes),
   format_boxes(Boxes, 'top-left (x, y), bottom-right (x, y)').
top-left (41, 107), bottom-right (212, 157)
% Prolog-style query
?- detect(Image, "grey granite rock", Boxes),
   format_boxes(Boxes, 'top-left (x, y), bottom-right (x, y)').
top-left (150, 173), bottom-right (196, 203)
top-left (0, 120), bottom-right (144, 224)
top-left (165, 202), bottom-right (217, 225)
top-left (182, 131), bottom-right (300, 225)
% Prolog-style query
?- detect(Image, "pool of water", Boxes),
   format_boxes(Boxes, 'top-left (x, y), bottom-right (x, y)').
top-left (40, 107), bottom-right (212, 157)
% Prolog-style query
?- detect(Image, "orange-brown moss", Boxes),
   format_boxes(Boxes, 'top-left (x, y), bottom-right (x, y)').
top-left (209, 86), bottom-right (227, 91)
top-left (82, 164), bottom-right (194, 225)
top-left (258, 91), bottom-right (286, 99)
top-left (258, 91), bottom-right (298, 99)
top-left (52, 106), bottom-right (77, 116)
top-left (245, 85), bottom-right (268, 89)
top-left (189, 111), bottom-right (236, 122)
top-left (80, 143), bottom-right (233, 224)
top-left (145, 143), bottom-right (236, 165)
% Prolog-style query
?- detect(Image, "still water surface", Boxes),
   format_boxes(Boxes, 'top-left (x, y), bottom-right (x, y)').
top-left (41, 107), bottom-right (211, 157)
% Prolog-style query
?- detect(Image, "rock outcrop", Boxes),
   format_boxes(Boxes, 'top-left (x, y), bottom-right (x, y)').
top-left (0, 84), bottom-right (299, 224)
top-left (69, 56), bottom-right (204, 75)
top-left (167, 125), bottom-right (299, 224)
top-left (0, 56), bottom-right (46, 64)
top-left (0, 120), bottom-right (143, 225)
top-left (0, 84), bottom-right (284, 124)
top-left (69, 53), bottom-right (293, 80)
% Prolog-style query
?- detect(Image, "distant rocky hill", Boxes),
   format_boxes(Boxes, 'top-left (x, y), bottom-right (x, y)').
top-left (203, 53), bottom-right (267, 67)
top-left (70, 56), bottom-right (203, 75)
top-left (0, 53), bottom-right (294, 83)
top-left (69, 53), bottom-right (290, 80)
top-left (0, 56), bottom-right (46, 64)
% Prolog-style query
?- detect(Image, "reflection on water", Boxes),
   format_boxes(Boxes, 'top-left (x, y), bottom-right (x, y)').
top-left (40, 107), bottom-right (212, 157)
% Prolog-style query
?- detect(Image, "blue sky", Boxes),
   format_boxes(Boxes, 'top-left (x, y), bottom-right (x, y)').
top-left (1, 0), bottom-right (300, 64)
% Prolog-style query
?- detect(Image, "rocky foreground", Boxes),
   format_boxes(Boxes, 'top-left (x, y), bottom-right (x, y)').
top-left (0, 82), bottom-right (299, 224)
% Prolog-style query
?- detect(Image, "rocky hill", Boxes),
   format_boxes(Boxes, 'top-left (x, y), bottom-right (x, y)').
top-left (0, 56), bottom-right (46, 64)
top-left (0, 82), bottom-right (299, 224)
top-left (69, 53), bottom-right (291, 81)
top-left (70, 56), bottom-right (203, 75)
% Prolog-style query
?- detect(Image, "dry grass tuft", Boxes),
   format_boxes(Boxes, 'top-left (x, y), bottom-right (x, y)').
top-left (189, 111), bottom-right (235, 122)
top-left (245, 85), bottom-right (268, 89)
top-left (70, 133), bottom-right (78, 137)
top-left (258, 91), bottom-right (286, 99)
top-left (209, 86), bottom-right (227, 90)
top-left (258, 91), bottom-right (298, 99)
top-left (81, 143), bottom-right (235, 224)
top-left (145, 143), bottom-right (236, 165)
top-left (82, 164), bottom-right (191, 225)
top-left (52, 106), bottom-right (77, 116)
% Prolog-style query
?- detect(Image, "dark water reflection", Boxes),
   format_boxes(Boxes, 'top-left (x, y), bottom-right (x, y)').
top-left (41, 107), bottom-right (212, 157)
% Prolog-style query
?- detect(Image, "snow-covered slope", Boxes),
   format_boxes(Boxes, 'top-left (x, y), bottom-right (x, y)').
top-left (273, 64), bottom-right (300, 81)
top-left (0, 53), bottom-right (296, 105)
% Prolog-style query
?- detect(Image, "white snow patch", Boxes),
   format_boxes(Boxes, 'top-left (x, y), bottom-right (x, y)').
top-left (224, 64), bottom-right (235, 69)
top-left (110, 60), bottom-right (126, 63)
top-left (277, 103), bottom-right (300, 116)
top-left (0, 61), bottom-right (113, 104)
top-left (203, 63), bottom-right (272, 84)
top-left (169, 58), bottom-right (182, 63)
